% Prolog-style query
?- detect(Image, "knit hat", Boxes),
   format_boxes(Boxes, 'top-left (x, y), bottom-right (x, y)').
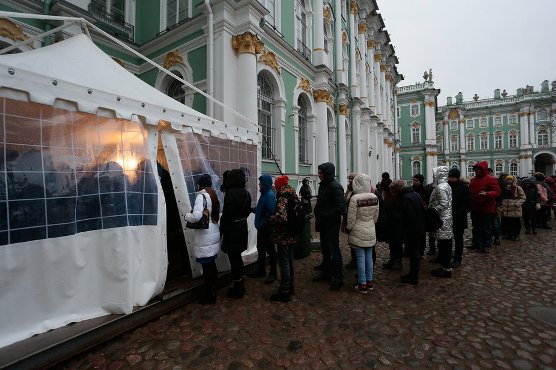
top-left (197, 173), bottom-right (212, 188)
top-left (382, 172), bottom-right (391, 180)
top-left (412, 174), bottom-right (425, 183)
top-left (506, 175), bottom-right (515, 182)
top-left (274, 175), bottom-right (289, 191)
top-left (534, 172), bottom-right (545, 181)
top-left (448, 168), bottom-right (461, 179)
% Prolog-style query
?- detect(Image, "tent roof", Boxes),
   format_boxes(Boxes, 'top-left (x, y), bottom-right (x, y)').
top-left (0, 34), bottom-right (258, 143)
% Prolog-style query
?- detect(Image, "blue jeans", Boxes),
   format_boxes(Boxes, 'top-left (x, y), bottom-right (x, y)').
top-left (353, 247), bottom-right (373, 285)
top-left (320, 223), bottom-right (343, 282)
top-left (277, 244), bottom-right (294, 291)
top-left (471, 212), bottom-right (494, 251)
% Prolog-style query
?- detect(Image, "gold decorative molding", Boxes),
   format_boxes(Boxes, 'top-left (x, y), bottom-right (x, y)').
top-left (448, 108), bottom-right (459, 119)
top-left (442, 120), bottom-right (448, 125)
top-left (298, 78), bottom-right (312, 94)
top-left (383, 138), bottom-right (388, 144)
top-left (358, 23), bottom-right (367, 34)
top-left (342, 30), bottom-right (348, 45)
top-left (374, 53), bottom-right (381, 62)
top-left (0, 18), bottom-right (33, 48)
top-left (355, 49), bottom-right (361, 61)
top-left (323, 6), bottom-right (332, 23)
top-left (339, 104), bottom-right (350, 116)
top-left (313, 89), bottom-right (334, 107)
top-left (424, 101), bottom-right (435, 107)
top-left (231, 31), bottom-right (264, 55)
top-left (380, 64), bottom-right (386, 72)
top-left (259, 48), bottom-right (281, 75)
top-left (367, 40), bottom-right (375, 49)
top-left (518, 112), bottom-right (529, 117)
top-left (425, 151), bottom-right (438, 156)
top-left (163, 51), bottom-right (184, 69)
top-left (394, 147), bottom-right (400, 153)
top-left (350, 1), bottom-right (359, 14)
top-left (112, 57), bottom-right (125, 67)
top-left (385, 74), bottom-right (392, 81)
top-left (519, 154), bottom-right (532, 159)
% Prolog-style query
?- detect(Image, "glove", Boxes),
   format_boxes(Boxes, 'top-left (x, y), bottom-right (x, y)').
top-left (535, 203), bottom-right (541, 210)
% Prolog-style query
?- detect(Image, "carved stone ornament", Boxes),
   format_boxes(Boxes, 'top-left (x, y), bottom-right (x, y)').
top-left (323, 6), bottom-right (332, 23)
top-left (380, 64), bottom-right (386, 72)
top-left (374, 53), bottom-right (381, 62)
top-left (425, 151), bottom-right (438, 156)
top-left (385, 74), bottom-right (392, 81)
top-left (259, 49), bottom-right (281, 75)
top-left (394, 147), bottom-right (400, 153)
top-left (232, 32), bottom-right (264, 55)
top-left (298, 78), bottom-right (312, 94)
top-left (448, 108), bottom-right (459, 120)
top-left (342, 30), bottom-right (348, 45)
top-left (350, 1), bottom-right (359, 14)
top-left (355, 49), bottom-right (361, 61)
top-left (424, 101), bottom-right (435, 107)
top-left (0, 18), bottom-right (33, 48)
top-left (339, 104), bottom-right (350, 116)
top-left (163, 51), bottom-right (184, 69)
top-left (358, 23), bottom-right (367, 34)
top-left (313, 89), bottom-right (334, 107)
top-left (367, 39), bottom-right (375, 49)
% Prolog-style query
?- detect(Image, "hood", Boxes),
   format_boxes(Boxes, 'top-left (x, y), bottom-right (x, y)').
top-left (473, 161), bottom-right (489, 178)
top-left (545, 176), bottom-right (555, 185)
top-left (224, 168), bottom-right (246, 189)
top-left (258, 174), bottom-right (273, 193)
top-left (318, 162), bottom-right (336, 183)
top-left (433, 166), bottom-right (449, 185)
top-left (352, 174), bottom-right (371, 194)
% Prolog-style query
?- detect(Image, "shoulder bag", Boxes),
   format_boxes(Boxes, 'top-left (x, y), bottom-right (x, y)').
top-left (186, 194), bottom-right (210, 229)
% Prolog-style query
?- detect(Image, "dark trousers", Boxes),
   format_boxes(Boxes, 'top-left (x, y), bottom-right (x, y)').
top-left (471, 212), bottom-right (494, 252)
top-left (437, 238), bottom-right (453, 269)
top-left (320, 223), bottom-right (343, 282)
top-left (453, 227), bottom-right (465, 262)
top-left (277, 243), bottom-right (294, 291)
top-left (405, 237), bottom-right (421, 279)
top-left (389, 242), bottom-right (403, 260)
top-left (201, 260), bottom-right (218, 291)
top-left (227, 250), bottom-right (245, 280)
top-left (492, 215), bottom-right (501, 239)
top-left (523, 209), bottom-right (536, 232)
top-left (428, 232), bottom-right (436, 253)
top-left (255, 227), bottom-right (276, 276)
top-left (419, 234), bottom-right (426, 256)
top-left (502, 217), bottom-right (521, 237)
top-left (537, 206), bottom-right (549, 227)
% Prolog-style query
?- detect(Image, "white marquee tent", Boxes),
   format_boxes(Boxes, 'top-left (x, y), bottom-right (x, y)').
top-left (0, 33), bottom-right (259, 348)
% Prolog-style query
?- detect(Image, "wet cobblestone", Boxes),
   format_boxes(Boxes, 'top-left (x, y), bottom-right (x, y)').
top-left (63, 222), bottom-right (556, 369)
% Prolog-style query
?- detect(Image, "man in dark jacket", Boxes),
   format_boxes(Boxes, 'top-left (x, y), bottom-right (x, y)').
top-left (448, 168), bottom-right (471, 267)
top-left (411, 173), bottom-right (427, 256)
top-left (391, 180), bottom-right (426, 285)
top-left (313, 162), bottom-right (346, 291)
top-left (469, 161), bottom-right (501, 253)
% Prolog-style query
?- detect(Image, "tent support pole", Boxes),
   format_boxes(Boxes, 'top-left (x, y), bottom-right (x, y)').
top-left (0, 21), bottom-right (78, 55)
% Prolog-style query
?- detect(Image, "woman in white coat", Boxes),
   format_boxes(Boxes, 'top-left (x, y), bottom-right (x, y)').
top-left (184, 174), bottom-right (221, 304)
top-left (346, 174), bottom-right (379, 293)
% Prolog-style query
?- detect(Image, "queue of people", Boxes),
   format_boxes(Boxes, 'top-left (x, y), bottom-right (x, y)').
top-left (184, 161), bottom-right (555, 304)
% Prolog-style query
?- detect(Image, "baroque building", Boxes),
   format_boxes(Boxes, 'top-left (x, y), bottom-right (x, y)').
top-left (397, 78), bottom-right (556, 183)
top-left (1, 0), bottom-right (403, 188)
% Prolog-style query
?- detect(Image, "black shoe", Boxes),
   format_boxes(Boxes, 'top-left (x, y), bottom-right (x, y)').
top-left (264, 274), bottom-right (276, 284)
top-left (345, 261), bottom-right (357, 270)
top-left (479, 248), bottom-right (490, 254)
top-left (431, 267), bottom-right (452, 278)
top-left (466, 245), bottom-right (478, 250)
top-left (400, 274), bottom-right (418, 285)
top-left (428, 258), bottom-right (440, 264)
top-left (247, 271), bottom-right (265, 278)
top-left (383, 259), bottom-right (402, 271)
top-left (312, 274), bottom-right (331, 282)
top-left (227, 279), bottom-right (245, 299)
top-left (313, 263), bottom-right (324, 271)
top-left (270, 291), bottom-right (290, 302)
top-left (329, 281), bottom-right (344, 291)
top-left (493, 238), bottom-right (501, 245)
top-left (450, 260), bottom-right (461, 268)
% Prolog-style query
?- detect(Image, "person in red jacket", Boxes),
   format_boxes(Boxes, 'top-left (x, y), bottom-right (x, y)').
top-left (469, 161), bottom-right (501, 253)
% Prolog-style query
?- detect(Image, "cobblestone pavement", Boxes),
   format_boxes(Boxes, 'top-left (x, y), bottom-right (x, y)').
top-left (63, 221), bottom-right (556, 370)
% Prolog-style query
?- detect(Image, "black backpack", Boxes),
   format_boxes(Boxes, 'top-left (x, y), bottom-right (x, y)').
top-left (286, 196), bottom-right (305, 236)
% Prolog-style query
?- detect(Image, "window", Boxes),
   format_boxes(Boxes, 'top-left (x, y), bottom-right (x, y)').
top-left (166, 74), bottom-right (185, 104)
top-left (91, 0), bottom-right (126, 23)
top-left (437, 136), bottom-right (443, 152)
top-left (450, 120), bottom-right (458, 131)
top-left (411, 104), bottom-right (419, 116)
top-left (538, 128), bottom-right (549, 146)
top-left (397, 107), bottom-right (400, 118)
top-left (480, 133), bottom-right (488, 150)
top-left (509, 162), bottom-right (518, 176)
top-left (298, 98), bottom-right (308, 163)
top-left (494, 132), bottom-right (503, 150)
top-left (466, 135), bottom-right (474, 151)
top-left (494, 116), bottom-right (502, 126)
top-left (509, 114), bottom-right (517, 125)
top-left (165, 0), bottom-right (189, 28)
top-left (495, 161), bottom-right (503, 176)
top-left (537, 109), bottom-right (548, 122)
top-left (466, 119), bottom-right (474, 129)
top-left (296, 0), bottom-right (311, 60)
top-left (259, 0), bottom-right (277, 28)
top-left (509, 131), bottom-right (518, 148)
top-left (480, 117), bottom-right (488, 128)
top-left (412, 160), bottom-right (421, 176)
top-left (467, 163), bottom-right (475, 178)
top-left (258, 74), bottom-right (274, 159)
top-left (411, 125), bottom-right (421, 144)
top-left (450, 135), bottom-right (459, 152)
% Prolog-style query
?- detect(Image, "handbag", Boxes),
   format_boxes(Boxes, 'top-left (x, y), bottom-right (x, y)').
top-left (186, 194), bottom-right (210, 229)
top-left (425, 207), bottom-right (443, 232)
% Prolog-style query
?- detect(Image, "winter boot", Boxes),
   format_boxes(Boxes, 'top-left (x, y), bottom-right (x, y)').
top-left (227, 278), bottom-right (245, 299)
top-left (270, 290), bottom-right (290, 302)
top-left (384, 258), bottom-right (402, 271)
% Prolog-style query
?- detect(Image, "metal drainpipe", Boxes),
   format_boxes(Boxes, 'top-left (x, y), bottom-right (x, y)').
top-left (43, 0), bottom-right (53, 46)
top-left (204, 0), bottom-right (214, 118)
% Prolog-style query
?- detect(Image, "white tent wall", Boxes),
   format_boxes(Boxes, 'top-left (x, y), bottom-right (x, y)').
top-left (0, 33), bottom-right (260, 348)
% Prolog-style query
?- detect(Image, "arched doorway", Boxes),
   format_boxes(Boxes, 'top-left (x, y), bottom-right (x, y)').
top-left (534, 152), bottom-right (556, 176)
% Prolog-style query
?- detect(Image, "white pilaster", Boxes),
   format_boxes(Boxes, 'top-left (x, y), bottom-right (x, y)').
top-left (369, 117), bottom-right (378, 181)
top-left (358, 24), bottom-right (368, 107)
top-left (315, 99), bottom-right (329, 166)
top-left (334, 0), bottom-right (344, 85)
top-left (338, 104), bottom-right (348, 188)
top-left (443, 122), bottom-right (449, 155)
top-left (519, 110), bottom-right (530, 148)
top-left (459, 118), bottom-right (466, 154)
top-left (313, 0), bottom-right (325, 65)
top-left (367, 40), bottom-right (376, 112)
top-left (352, 104), bottom-right (362, 172)
top-left (349, 10), bottom-right (357, 96)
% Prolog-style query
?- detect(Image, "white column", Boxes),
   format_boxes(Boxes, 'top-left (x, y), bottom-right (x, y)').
top-left (349, 8), bottom-right (357, 96)
top-left (519, 110), bottom-right (530, 148)
top-left (367, 40), bottom-right (376, 111)
top-left (328, 121), bottom-right (337, 165)
top-left (352, 104), bottom-right (362, 172)
top-left (376, 126), bottom-right (383, 176)
top-left (361, 111), bottom-right (370, 175)
top-left (394, 147), bottom-right (400, 179)
top-left (529, 112), bottom-right (536, 147)
top-left (334, 0), bottom-right (344, 85)
top-left (358, 24), bottom-right (368, 107)
top-left (338, 109), bottom-right (348, 188)
top-left (315, 99), bottom-right (329, 166)
top-left (459, 118), bottom-right (466, 154)
top-left (292, 106), bottom-right (300, 174)
top-left (443, 122), bottom-right (449, 155)
top-left (369, 118), bottom-right (378, 181)
top-left (380, 64), bottom-right (386, 121)
top-left (374, 54), bottom-right (382, 117)
top-left (313, 0), bottom-right (325, 65)
top-left (425, 153), bottom-right (437, 184)
top-left (232, 32), bottom-right (262, 125)
top-left (460, 159), bottom-right (467, 177)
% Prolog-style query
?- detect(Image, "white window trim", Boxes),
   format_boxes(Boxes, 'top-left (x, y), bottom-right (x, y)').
top-left (466, 119), bottom-right (474, 130)
top-left (450, 120), bottom-right (458, 131)
top-left (494, 131), bottom-right (504, 150)
top-left (508, 131), bottom-right (518, 149)
top-left (480, 133), bottom-right (489, 151)
top-left (411, 124), bottom-right (421, 144)
top-left (160, 0), bottom-right (193, 31)
top-left (494, 115), bottom-right (502, 127)
top-left (294, 0), bottom-right (313, 61)
top-left (466, 135), bottom-right (475, 151)
top-left (410, 103), bottom-right (420, 117)
top-left (479, 117), bottom-right (488, 128)
top-left (450, 135), bottom-right (459, 152)
top-left (509, 114), bottom-right (517, 125)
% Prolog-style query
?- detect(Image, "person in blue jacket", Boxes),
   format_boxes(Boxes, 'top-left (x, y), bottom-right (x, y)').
top-left (248, 175), bottom-right (277, 284)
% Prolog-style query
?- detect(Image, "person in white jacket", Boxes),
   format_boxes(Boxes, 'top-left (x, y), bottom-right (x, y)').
top-left (184, 174), bottom-right (221, 304)
top-left (346, 173), bottom-right (379, 293)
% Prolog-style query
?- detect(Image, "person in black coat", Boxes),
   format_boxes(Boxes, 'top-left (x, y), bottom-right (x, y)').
top-left (448, 168), bottom-right (472, 268)
top-left (411, 173), bottom-right (427, 256)
top-left (391, 180), bottom-right (426, 285)
top-left (220, 169), bottom-right (252, 298)
top-left (313, 162), bottom-right (345, 291)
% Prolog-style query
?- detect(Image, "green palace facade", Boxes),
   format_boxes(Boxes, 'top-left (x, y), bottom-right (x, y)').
top-left (1, 0), bottom-right (403, 188)
top-left (397, 78), bottom-right (556, 184)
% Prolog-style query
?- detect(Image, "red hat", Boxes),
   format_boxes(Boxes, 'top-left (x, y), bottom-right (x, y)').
top-left (274, 175), bottom-right (289, 191)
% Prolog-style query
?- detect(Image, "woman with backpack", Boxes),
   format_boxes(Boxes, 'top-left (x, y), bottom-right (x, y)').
top-left (184, 174), bottom-right (220, 304)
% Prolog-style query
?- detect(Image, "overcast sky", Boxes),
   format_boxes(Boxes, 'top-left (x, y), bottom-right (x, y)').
top-left (378, 0), bottom-right (556, 105)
